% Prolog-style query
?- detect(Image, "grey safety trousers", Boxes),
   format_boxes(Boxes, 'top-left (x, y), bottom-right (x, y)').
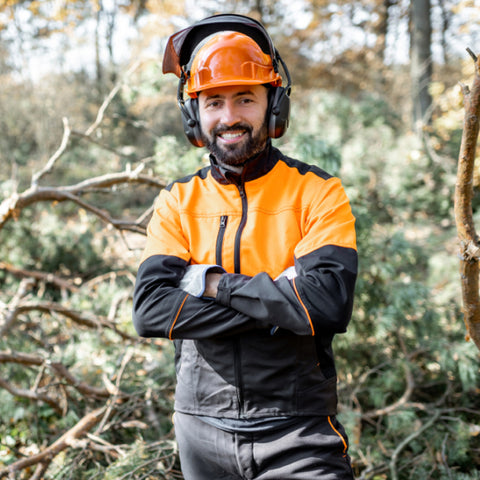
top-left (174, 412), bottom-right (355, 480)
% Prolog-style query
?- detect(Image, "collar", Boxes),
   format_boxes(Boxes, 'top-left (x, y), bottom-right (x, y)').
top-left (210, 140), bottom-right (279, 185)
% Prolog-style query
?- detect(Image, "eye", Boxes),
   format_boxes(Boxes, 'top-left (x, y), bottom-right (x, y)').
top-left (240, 97), bottom-right (254, 105)
top-left (205, 99), bottom-right (222, 109)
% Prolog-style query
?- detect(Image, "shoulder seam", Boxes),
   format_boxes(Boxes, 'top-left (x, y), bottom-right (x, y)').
top-left (165, 166), bottom-right (211, 191)
top-left (277, 155), bottom-right (333, 181)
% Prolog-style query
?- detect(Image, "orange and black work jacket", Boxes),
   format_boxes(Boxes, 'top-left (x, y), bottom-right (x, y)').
top-left (133, 143), bottom-right (357, 419)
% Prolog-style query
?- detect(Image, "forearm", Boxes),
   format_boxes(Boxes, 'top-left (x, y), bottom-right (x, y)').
top-left (132, 255), bottom-right (268, 340)
top-left (213, 246), bottom-right (358, 336)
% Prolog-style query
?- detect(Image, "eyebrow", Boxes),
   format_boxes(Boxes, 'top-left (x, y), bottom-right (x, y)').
top-left (204, 90), bottom-right (255, 101)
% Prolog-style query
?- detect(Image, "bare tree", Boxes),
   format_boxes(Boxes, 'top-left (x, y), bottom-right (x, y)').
top-left (410, 0), bottom-right (433, 131)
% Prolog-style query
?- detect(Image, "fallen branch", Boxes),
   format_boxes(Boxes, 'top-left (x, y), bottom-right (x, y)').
top-left (0, 261), bottom-right (80, 293)
top-left (454, 48), bottom-right (480, 351)
top-left (0, 278), bottom-right (35, 337)
top-left (389, 410), bottom-right (441, 480)
top-left (0, 377), bottom-right (64, 415)
top-left (0, 350), bottom-right (129, 399)
top-left (0, 300), bottom-right (137, 340)
top-left (0, 168), bottom-right (164, 233)
top-left (0, 407), bottom-right (110, 479)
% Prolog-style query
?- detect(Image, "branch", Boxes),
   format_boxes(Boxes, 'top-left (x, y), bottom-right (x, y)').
top-left (454, 48), bottom-right (480, 351)
top-left (0, 350), bottom-right (134, 415)
top-left (85, 61), bottom-right (141, 137)
top-left (0, 377), bottom-right (64, 415)
top-left (0, 300), bottom-right (137, 341)
top-left (28, 61), bottom-right (143, 188)
top-left (0, 407), bottom-right (109, 479)
top-left (0, 278), bottom-right (35, 337)
top-left (0, 261), bottom-right (80, 293)
top-left (389, 410), bottom-right (441, 480)
top-left (31, 117), bottom-right (71, 187)
top-left (362, 361), bottom-right (419, 420)
top-left (50, 362), bottom-right (122, 399)
top-left (0, 168), bottom-right (165, 233)
top-left (0, 350), bottom-right (44, 366)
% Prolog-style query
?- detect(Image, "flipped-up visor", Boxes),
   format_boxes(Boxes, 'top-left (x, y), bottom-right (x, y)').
top-left (162, 13), bottom-right (278, 77)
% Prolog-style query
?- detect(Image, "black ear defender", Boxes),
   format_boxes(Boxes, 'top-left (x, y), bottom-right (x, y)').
top-left (178, 75), bottom-right (204, 147)
top-left (267, 51), bottom-right (291, 139)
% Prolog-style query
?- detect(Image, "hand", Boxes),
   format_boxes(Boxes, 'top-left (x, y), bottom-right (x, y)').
top-left (204, 273), bottom-right (223, 298)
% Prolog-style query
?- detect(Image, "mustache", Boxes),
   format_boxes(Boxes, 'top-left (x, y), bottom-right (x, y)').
top-left (212, 123), bottom-right (252, 136)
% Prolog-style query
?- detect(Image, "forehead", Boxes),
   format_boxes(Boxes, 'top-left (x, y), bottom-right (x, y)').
top-left (199, 84), bottom-right (267, 100)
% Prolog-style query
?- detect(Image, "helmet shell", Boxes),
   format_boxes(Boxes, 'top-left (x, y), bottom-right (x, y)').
top-left (185, 31), bottom-right (282, 97)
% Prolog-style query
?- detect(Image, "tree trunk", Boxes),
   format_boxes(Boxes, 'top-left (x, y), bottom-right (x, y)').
top-left (454, 51), bottom-right (480, 352)
top-left (410, 0), bottom-right (433, 131)
top-left (373, 0), bottom-right (392, 63)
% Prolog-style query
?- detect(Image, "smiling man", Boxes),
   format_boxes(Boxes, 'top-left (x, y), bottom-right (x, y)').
top-left (133, 13), bottom-right (358, 480)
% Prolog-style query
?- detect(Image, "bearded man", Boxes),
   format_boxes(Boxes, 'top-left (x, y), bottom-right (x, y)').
top-left (133, 13), bottom-right (358, 480)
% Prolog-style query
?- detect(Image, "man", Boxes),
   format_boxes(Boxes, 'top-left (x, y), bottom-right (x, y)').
top-left (133, 13), bottom-right (357, 480)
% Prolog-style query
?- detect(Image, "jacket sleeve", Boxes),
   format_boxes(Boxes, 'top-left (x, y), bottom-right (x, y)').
top-left (132, 190), bottom-right (268, 340)
top-left (214, 177), bottom-right (358, 336)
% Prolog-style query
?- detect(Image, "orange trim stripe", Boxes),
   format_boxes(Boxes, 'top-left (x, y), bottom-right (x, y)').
top-left (169, 294), bottom-right (189, 340)
top-left (292, 278), bottom-right (315, 336)
top-left (328, 416), bottom-right (348, 454)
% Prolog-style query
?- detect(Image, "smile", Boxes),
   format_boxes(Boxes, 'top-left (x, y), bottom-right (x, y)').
top-left (218, 131), bottom-right (246, 143)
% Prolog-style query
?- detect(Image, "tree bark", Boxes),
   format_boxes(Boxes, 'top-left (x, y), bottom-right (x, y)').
top-left (454, 50), bottom-right (480, 351)
top-left (410, 0), bottom-right (433, 131)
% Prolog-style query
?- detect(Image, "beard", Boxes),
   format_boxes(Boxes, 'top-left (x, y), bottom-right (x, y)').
top-left (202, 122), bottom-right (268, 166)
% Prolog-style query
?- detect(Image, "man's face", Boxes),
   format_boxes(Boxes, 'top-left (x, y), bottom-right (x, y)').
top-left (198, 84), bottom-right (269, 166)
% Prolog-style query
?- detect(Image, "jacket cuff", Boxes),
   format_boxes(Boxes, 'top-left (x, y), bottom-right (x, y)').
top-left (179, 264), bottom-right (225, 297)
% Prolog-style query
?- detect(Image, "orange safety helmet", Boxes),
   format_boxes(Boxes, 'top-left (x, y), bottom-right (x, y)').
top-left (184, 31), bottom-right (282, 97)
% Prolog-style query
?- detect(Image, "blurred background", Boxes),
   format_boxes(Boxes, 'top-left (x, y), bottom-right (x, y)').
top-left (0, 1), bottom-right (479, 479)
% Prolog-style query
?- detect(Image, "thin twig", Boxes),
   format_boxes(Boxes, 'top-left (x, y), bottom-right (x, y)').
top-left (389, 411), bottom-right (441, 480)
top-left (85, 61), bottom-right (141, 136)
top-left (95, 348), bottom-right (134, 435)
top-left (31, 117), bottom-right (71, 187)
top-left (467, 47), bottom-right (478, 62)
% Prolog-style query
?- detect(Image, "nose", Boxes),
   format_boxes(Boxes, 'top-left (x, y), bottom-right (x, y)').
top-left (220, 101), bottom-right (239, 126)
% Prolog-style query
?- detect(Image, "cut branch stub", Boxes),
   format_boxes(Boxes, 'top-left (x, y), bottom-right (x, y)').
top-left (454, 49), bottom-right (480, 351)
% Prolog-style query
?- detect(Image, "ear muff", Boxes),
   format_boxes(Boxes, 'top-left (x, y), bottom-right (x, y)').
top-left (180, 97), bottom-right (204, 147)
top-left (268, 86), bottom-right (291, 139)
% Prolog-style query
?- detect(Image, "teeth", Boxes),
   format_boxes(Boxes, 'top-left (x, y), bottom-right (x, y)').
top-left (221, 132), bottom-right (243, 139)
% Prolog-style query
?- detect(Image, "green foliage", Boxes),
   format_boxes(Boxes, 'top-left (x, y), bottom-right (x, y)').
top-left (290, 133), bottom-right (342, 176)
top-left (1, 58), bottom-right (480, 480)
top-left (153, 135), bottom-right (207, 182)
top-left (0, 206), bottom-right (108, 277)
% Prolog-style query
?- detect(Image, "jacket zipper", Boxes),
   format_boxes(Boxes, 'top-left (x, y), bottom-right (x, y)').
top-left (233, 182), bottom-right (247, 414)
top-left (215, 215), bottom-right (228, 266)
top-left (234, 183), bottom-right (248, 274)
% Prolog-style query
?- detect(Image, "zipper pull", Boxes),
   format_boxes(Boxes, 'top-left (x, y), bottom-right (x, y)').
top-left (216, 215), bottom-right (228, 267)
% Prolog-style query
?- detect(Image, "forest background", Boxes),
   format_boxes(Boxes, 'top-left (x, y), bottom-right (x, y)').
top-left (1, 0), bottom-right (480, 479)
